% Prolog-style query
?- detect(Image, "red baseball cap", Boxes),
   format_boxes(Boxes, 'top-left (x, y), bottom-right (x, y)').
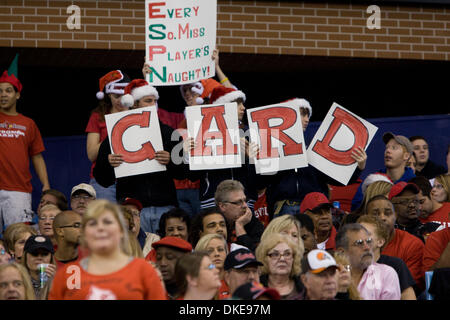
top-left (388, 182), bottom-right (419, 200)
top-left (300, 192), bottom-right (331, 214)
top-left (120, 197), bottom-right (143, 211)
top-left (151, 236), bottom-right (192, 252)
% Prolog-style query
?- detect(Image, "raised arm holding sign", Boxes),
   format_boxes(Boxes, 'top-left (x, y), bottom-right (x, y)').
top-left (145, 0), bottom-right (217, 86)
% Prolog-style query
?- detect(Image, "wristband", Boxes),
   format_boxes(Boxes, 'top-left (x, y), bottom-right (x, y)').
top-left (220, 77), bottom-right (229, 84)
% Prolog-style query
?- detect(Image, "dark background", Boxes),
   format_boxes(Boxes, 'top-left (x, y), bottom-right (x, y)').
top-left (1, 47), bottom-right (449, 138)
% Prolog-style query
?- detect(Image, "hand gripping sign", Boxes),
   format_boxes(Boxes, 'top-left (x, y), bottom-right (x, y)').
top-left (145, 0), bottom-right (217, 86)
top-left (105, 106), bottom-right (166, 178)
top-left (307, 102), bottom-right (378, 185)
top-left (247, 102), bottom-right (308, 174)
top-left (186, 103), bottom-right (241, 170)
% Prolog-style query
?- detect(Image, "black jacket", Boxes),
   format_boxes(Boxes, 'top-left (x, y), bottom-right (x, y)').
top-left (232, 213), bottom-right (264, 252)
top-left (416, 160), bottom-right (446, 179)
top-left (93, 122), bottom-right (185, 207)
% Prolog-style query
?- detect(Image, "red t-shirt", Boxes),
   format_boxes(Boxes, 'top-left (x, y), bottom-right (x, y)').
top-left (49, 258), bottom-right (166, 300)
top-left (382, 229), bottom-right (425, 289)
top-left (85, 112), bottom-right (108, 178)
top-left (420, 202), bottom-right (450, 229)
top-left (217, 279), bottom-right (230, 300)
top-left (0, 112), bottom-right (45, 193)
top-left (422, 227), bottom-right (450, 273)
top-left (253, 192), bottom-right (270, 228)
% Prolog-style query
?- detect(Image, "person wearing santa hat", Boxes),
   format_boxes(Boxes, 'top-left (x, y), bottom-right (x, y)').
top-left (93, 79), bottom-right (187, 235)
top-left (184, 85), bottom-right (259, 213)
top-left (86, 70), bottom-right (130, 203)
top-left (258, 98), bottom-right (368, 218)
top-left (0, 63), bottom-right (50, 233)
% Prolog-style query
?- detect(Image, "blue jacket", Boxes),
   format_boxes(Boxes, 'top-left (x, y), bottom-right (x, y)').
top-left (351, 166), bottom-right (416, 211)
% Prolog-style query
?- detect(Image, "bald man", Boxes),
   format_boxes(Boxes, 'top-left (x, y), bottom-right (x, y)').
top-left (52, 210), bottom-right (82, 267)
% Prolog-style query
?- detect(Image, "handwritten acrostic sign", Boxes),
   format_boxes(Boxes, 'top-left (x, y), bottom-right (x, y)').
top-left (307, 102), bottom-right (378, 185)
top-left (105, 106), bottom-right (166, 178)
top-left (186, 103), bottom-right (241, 170)
top-left (145, 0), bottom-right (217, 86)
top-left (247, 102), bottom-right (308, 174)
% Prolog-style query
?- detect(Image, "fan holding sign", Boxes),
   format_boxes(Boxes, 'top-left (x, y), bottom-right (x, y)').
top-left (256, 100), bottom-right (370, 218)
top-left (93, 79), bottom-right (186, 234)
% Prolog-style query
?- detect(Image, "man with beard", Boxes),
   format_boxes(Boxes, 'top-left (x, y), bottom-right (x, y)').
top-left (300, 192), bottom-right (335, 251)
top-left (152, 236), bottom-right (192, 299)
top-left (352, 132), bottom-right (415, 211)
top-left (52, 210), bottom-right (83, 268)
top-left (389, 182), bottom-right (425, 241)
top-left (336, 223), bottom-right (401, 300)
top-left (69, 183), bottom-right (96, 216)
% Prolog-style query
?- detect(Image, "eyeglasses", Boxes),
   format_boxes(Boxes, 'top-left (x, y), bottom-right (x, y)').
top-left (352, 238), bottom-right (373, 248)
top-left (341, 264), bottom-right (351, 272)
top-left (432, 184), bottom-right (444, 190)
top-left (72, 194), bottom-right (93, 201)
top-left (206, 263), bottom-right (216, 270)
top-left (392, 198), bottom-right (420, 206)
top-left (38, 216), bottom-right (55, 221)
top-left (58, 222), bottom-right (82, 229)
top-left (0, 249), bottom-right (6, 255)
top-left (224, 199), bottom-right (247, 206)
top-left (267, 251), bottom-right (293, 260)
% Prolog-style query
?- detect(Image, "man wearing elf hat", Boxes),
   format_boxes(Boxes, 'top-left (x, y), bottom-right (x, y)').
top-left (93, 79), bottom-right (186, 234)
top-left (0, 54), bottom-right (50, 232)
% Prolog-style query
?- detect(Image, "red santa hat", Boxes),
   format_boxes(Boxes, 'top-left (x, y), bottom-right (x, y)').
top-left (209, 85), bottom-right (246, 105)
top-left (0, 70), bottom-right (22, 93)
top-left (283, 98), bottom-right (312, 118)
top-left (180, 81), bottom-right (204, 105)
top-left (96, 70), bottom-right (130, 100)
top-left (120, 79), bottom-right (159, 108)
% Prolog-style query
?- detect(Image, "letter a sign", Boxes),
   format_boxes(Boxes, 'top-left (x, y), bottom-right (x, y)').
top-left (307, 103), bottom-right (378, 185)
top-left (105, 106), bottom-right (166, 178)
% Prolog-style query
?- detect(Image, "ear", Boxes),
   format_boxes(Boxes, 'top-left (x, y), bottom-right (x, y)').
top-left (56, 227), bottom-right (64, 238)
top-left (376, 238), bottom-right (385, 249)
top-left (186, 274), bottom-right (198, 287)
top-left (15, 91), bottom-right (20, 100)
top-left (218, 202), bottom-right (226, 213)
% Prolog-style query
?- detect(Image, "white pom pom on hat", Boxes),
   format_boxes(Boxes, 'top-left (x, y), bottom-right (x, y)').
top-left (120, 94), bottom-right (135, 108)
top-left (283, 98), bottom-right (312, 118)
top-left (96, 91), bottom-right (105, 100)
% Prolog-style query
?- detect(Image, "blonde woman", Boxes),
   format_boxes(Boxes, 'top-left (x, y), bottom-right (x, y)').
top-left (260, 215), bottom-right (305, 260)
top-left (333, 251), bottom-right (362, 300)
top-left (20, 235), bottom-right (57, 300)
top-left (0, 263), bottom-right (35, 300)
top-left (256, 233), bottom-right (303, 300)
top-left (120, 205), bottom-right (144, 258)
top-left (431, 174), bottom-right (450, 203)
top-left (195, 233), bottom-right (229, 299)
top-left (3, 223), bottom-right (37, 262)
top-left (49, 200), bottom-right (166, 300)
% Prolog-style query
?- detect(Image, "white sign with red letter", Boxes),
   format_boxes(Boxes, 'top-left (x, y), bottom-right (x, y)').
top-left (307, 102), bottom-right (378, 185)
top-left (247, 102), bottom-right (308, 174)
top-left (186, 103), bottom-right (242, 170)
top-left (145, 0), bottom-right (216, 86)
top-left (105, 106), bottom-right (166, 178)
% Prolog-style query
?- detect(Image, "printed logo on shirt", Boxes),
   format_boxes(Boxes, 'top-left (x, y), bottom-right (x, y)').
top-left (0, 121), bottom-right (27, 138)
top-left (85, 285), bottom-right (117, 300)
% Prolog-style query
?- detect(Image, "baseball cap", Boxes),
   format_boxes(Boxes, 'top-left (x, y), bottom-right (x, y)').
top-left (24, 235), bottom-right (54, 255)
top-left (232, 281), bottom-right (280, 300)
top-left (151, 236), bottom-right (192, 252)
top-left (382, 132), bottom-right (413, 154)
top-left (300, 192), bottom-right (332, 214)
top-left (224, 248), bottom-right (263, 271)
top-left (120, 197), bottom-right (143, 211)
top-left (71, 183), bottom-right (96, 198)
top-left (388, 181), bottom-right (420, 200)
top-left (301, 249), bottom-right (338, 274)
